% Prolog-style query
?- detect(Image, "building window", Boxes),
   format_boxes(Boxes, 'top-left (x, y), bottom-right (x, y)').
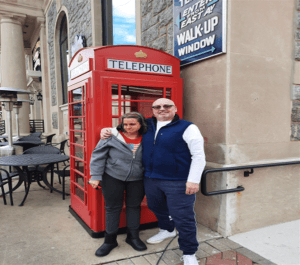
top-left (32, 39), bottom-right (41, 71)
top-left (60, 14), bottom-right (69, 104)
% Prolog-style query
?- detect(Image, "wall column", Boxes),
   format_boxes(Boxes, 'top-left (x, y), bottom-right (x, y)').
top-left (39, 19), bottom-right (51, 133)
top-left (0, 16), bottom-right (30, 135)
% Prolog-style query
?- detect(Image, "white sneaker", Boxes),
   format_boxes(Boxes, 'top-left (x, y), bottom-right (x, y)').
top-left (181, 254), bottom-right (198, 265)
top-left (146, 229), bottom-right (176, 244)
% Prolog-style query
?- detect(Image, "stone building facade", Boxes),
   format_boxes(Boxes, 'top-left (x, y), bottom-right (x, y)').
top-left (46, 0), bottom-right (92, 132)
top-left (292, 1), bottom-right (300, 140)
top-left (141, 0), bottom-right (173, 55)
top-left (47, 1), bottom-right (58, 107)
top-left (47, 0), bottom-right (92, 131)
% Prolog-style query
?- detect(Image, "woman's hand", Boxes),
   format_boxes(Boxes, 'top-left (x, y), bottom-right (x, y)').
top-left (89, 180), bottom-right (100, 189)
top-left (101, 128), bottom-right (112, 139)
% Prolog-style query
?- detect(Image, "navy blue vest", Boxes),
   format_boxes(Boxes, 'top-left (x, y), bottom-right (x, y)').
top-left (142, 115), bottom-right (192, 180)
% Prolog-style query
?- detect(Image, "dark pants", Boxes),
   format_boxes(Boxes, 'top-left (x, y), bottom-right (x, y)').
top-left (144, 177), bottom-right (198, 255)
top-left (101, 173), bottom-right (145, 234)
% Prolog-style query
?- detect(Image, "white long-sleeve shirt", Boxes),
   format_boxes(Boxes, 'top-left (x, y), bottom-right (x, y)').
top-left (155, 121), bottom-right (206, 184)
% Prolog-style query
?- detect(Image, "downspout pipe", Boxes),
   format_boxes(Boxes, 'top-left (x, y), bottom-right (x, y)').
top-left (101, 0), bottom-right (113, 45)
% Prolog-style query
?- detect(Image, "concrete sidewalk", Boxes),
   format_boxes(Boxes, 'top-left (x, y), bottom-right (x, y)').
top-left (0, 180), bottom-right (220, 265)
top-left (0, 178), bottom-right (292, 265)
top-left (229, 220), bottom-right (300, 265)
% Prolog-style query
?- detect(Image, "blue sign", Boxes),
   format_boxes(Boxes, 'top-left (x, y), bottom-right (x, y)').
top-left (173, 0), bottom-right (227, 66)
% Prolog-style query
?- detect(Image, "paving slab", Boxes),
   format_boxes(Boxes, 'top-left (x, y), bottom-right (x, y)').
top-left (206, 239), bottom-right (231, 252)
top-left (216, 238), bottom-right (242, 250)
top-left (198, 242), bottom-right (221, 256)
top-left (144, 253), bottom-right (168, 265)
top-left (195, 248), bottom-right (210, 259)
top-left (229, 220), bottom-right (300, 265)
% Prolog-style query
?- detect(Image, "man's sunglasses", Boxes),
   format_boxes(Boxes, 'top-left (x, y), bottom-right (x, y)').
top-left (152, 104), bottom-right (174, 110)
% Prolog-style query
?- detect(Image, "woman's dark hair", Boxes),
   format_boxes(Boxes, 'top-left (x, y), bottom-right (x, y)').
top-left (117, 112), bottom-right (147, 135)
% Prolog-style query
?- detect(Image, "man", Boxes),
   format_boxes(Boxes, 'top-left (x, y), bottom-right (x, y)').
top-left (101, 98), bottom-right (206, 265)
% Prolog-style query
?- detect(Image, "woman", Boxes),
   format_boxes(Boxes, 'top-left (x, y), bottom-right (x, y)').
top-left (89, 112), bottom-right (147, 257)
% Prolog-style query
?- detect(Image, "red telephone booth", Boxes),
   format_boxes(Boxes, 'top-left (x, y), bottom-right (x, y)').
top-left (67, 45), bottom-right (183, 237)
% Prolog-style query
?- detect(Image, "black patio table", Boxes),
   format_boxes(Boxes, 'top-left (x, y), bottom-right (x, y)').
top-left (0, 154), bottom-right (69, 206)
top-left (0, 140), bottom-right (45, 151)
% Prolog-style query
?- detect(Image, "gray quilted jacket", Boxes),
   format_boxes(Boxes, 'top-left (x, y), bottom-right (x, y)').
top-left (89, 128), bottom-right (144, 182)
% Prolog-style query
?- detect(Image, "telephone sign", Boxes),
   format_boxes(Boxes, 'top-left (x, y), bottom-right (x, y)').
top-left (107, 59), bottom-right (173, 75)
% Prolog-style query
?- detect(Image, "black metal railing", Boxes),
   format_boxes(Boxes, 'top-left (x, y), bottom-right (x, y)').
top-left (201, 161), bottom-right (300, 196)
top-left (29, 119), bottom-right (44, 133)
top-left (0, 120), bottom-right (5, 135)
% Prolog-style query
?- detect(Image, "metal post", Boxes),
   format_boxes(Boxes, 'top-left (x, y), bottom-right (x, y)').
top-left (101, 0), bottom-right (113, 45)
top-left (15, 107), bottom-right (20, 139)
top-left (4, 102), bottom-right (13, 147)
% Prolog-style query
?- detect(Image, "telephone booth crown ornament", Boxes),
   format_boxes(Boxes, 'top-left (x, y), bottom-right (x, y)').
top-left (134, 50), bottom-right (147, 59)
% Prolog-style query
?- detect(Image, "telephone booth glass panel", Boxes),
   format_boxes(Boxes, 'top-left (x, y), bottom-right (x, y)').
top-left (69, 85), bottom-right (88, 208)
top-left (111, 84), bottom-right (168, 126)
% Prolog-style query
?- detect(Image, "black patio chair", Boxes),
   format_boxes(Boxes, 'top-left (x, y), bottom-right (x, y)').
top-left (51, 139), bottom-right (69, 165)
top-left (23, 146), bottom-right (62, 187)
top-left (53, 165), bottom-right (70, 200)
top-left (0, 168), bottom-right (13, 205)
top-left (41, 134), bottom-right (56, 145)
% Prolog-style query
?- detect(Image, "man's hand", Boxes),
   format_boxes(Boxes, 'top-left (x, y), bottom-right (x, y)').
top-left (89, 180), bottom-right (100, 189)
top-left (186, 182), bottom-right (199, 195)
top-left (100, 128), bottom-right (112, 139)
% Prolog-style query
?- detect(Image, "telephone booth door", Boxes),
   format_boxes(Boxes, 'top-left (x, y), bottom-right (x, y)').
top-left (68, 45), bottom-right (183, 237)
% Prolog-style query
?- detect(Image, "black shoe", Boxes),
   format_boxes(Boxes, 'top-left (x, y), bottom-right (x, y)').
top-left (95, 233), bottom-right (118, 257)
top-left (125, 229), bottom-right (147, 251)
